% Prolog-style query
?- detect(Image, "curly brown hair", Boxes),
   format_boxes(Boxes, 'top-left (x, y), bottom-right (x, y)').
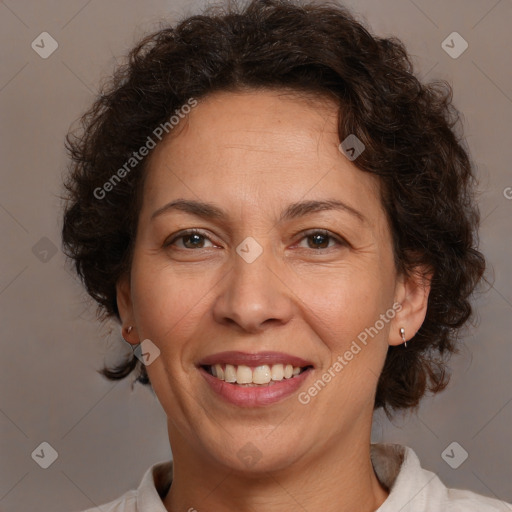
top-left (61, 0), bottom-right (486, 417)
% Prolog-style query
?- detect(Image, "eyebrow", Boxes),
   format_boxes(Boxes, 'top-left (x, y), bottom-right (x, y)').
top-left (150, 198), bottom-right (367, 224)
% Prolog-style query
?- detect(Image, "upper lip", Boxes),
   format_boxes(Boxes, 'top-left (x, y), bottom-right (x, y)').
top-left (197, 351), bottom-right (314, 368)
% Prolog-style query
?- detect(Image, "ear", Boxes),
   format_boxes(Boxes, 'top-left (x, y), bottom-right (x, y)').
top-left (389, 264), bottom-right (433, 347)
top-left (116, 273), bottom-right (139, 345)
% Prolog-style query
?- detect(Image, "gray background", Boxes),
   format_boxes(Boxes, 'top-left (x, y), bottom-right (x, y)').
top-left (0, 0), bottom-right (511, 511)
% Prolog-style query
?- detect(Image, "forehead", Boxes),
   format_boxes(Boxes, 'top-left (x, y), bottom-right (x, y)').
top-left (142, 89), bottom-right (383, 225)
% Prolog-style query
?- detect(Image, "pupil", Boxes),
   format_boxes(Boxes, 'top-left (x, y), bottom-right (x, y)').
top-left (186, 234), bottom-right (203, 248)
top-left (310, 234), bottom-right (327, 249)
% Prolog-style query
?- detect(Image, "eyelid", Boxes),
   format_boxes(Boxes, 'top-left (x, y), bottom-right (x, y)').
top-left (292, 228), bottom-right (348, 248)
top-left (163, 228), bottom-right (218, 248)
top-left (164, 228), bottom-right (348, 249)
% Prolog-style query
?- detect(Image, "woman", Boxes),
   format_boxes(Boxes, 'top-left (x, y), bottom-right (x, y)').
top-left (62, 0), bottom-right (510, 510)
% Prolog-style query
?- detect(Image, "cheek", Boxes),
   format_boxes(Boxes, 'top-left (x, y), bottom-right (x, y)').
top-left (130, 257), bottom-right (211, 358)
top-left (297, 265), bottom-right (394, 407)
top-left (129, 258), bottom-right (212, 414)
top-left (296, 264), bottom-right (391, 346)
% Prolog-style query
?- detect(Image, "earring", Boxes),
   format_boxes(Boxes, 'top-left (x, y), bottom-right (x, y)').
top-left (400, 327), bottom-right (407, 348)
top-left (122, 325), bottom-right (133, 340)
top-left (122, 325), bottom-right (134, 344)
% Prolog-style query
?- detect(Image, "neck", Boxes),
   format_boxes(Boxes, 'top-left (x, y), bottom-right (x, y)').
top-left (163, 423), bottom-right (389, 512)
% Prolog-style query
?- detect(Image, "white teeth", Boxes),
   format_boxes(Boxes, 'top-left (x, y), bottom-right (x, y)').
top-left (253, 365), bottom-right (271, 384)
top-left (236, 365), bottom-right (253, 384)
top-left (208, 363), bottom-right (305, 384)
top-left (214, 364), bottom-right (224, 380)
top-left (271, 364), bottom-right (284, 381)
top-left (224, 364), bottom-right (237, 383)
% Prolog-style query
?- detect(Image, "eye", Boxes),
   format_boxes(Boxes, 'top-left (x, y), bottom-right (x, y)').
top-left (164, 229), bottom-right (216, 249)
top-left (295, 229), bottom-right (347, 250)
top-left (164, 228), bottom-right (347, 251)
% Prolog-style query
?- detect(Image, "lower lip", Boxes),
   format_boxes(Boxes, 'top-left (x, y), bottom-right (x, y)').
top-left (199, 367), bottom-right (312, 407)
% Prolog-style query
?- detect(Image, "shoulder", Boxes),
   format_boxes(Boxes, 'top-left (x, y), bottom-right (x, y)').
top-left (73, 460), bottom-right (173, 512)
top-left (372, 443), bottom-right (510, 512)
top-left (76, 489), bottom-right (137, 512)
top-left (444, 487), bottom-right (511, 511)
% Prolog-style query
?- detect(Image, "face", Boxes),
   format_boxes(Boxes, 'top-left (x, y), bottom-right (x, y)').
top-left (117, 89), bottom-right (429, 472)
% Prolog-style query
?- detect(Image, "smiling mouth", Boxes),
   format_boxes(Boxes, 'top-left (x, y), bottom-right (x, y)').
top-left (201, 363), bottom-right (313, 386)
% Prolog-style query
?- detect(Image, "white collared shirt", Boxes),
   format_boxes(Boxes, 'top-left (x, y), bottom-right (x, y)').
top-left (76, 443), bottom-right (510, 511)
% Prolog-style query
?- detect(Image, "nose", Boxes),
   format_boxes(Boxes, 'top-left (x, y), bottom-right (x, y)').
top-left (211, 242), bottom-right (295, 334)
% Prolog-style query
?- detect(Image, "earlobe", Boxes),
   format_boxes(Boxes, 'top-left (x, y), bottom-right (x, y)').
top-left (116, 273), bottom-right (138, 345)
top-left (389, 265), bottom-right (433, 347)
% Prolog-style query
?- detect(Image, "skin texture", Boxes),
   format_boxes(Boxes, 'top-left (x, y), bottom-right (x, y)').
top-left (117, 89), bottom-right (431, 512)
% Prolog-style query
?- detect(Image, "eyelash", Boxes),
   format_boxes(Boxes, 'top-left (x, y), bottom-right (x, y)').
top-left (164, 228), bottom-right (347, 251)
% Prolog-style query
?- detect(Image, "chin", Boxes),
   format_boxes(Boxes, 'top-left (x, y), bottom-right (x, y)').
top-left (201, 427), bottom-right (308, 474)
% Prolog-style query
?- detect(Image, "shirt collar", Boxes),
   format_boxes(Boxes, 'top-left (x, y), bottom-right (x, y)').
top-left (372, 443), bottom-right (442, 512)
top-left (136, 459), bottom-right (172, 511)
